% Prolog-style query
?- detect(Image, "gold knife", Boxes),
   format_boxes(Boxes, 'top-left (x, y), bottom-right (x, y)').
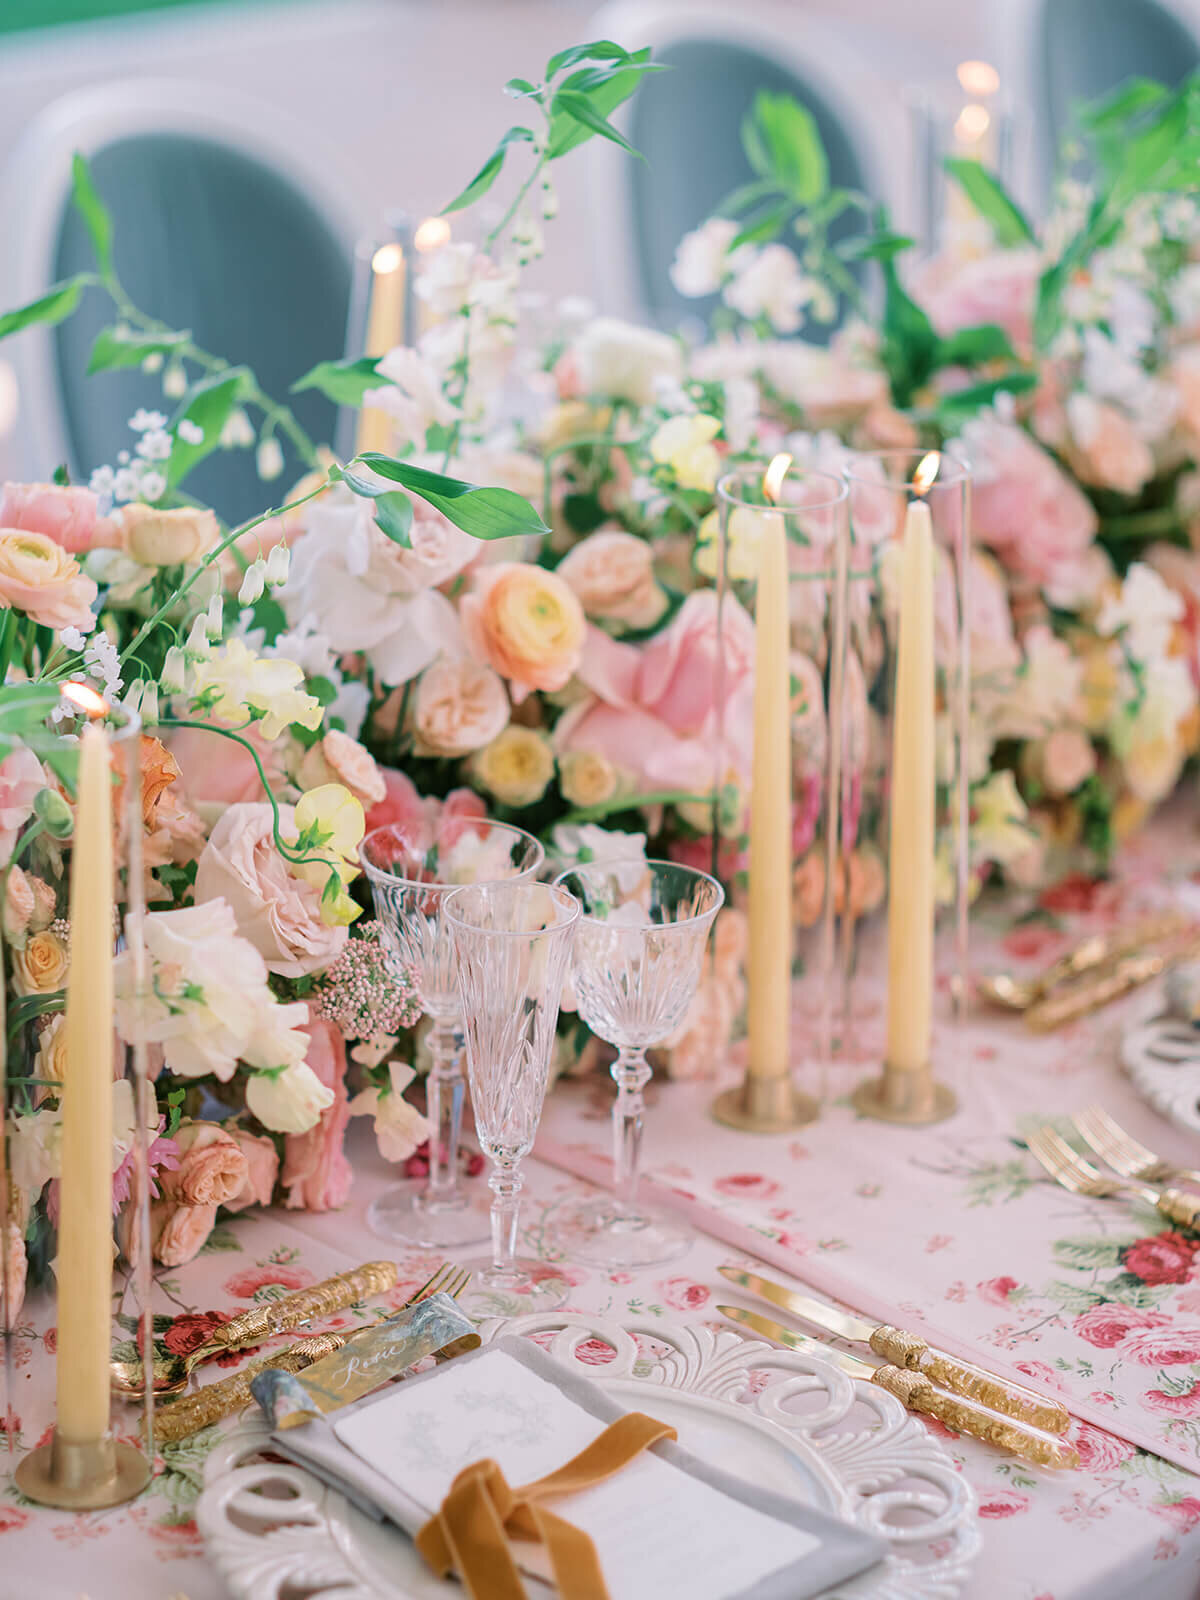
top-left (1024, 938), bottom-right (1200, 1032)
top-left (718, 1265), bottom-right (1069, 1435)
top-left (720, 1305), bottom-right (1079, 1470)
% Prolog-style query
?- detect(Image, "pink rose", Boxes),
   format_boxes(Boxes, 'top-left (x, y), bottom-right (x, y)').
top-left (1123, 1232), bottom-right (1200, 1286)
top-left (574, 1337), bottom-right (618, 1366)
top-left (713, 1174), bottom-right (781, 1201)
top-left (280, 1009), bottom-right (352, 1211)
top-left (194, 802), bottom-right (347, 977)
top-left (556, 529), bottom-right (667, 630)
top-left (559, 590), bottom-right (755, 794)
top-left (412, 657), bottom-right (510, 758)
top-left (161, 1122), bottom-right (249, 1208)
top-left (0, 745), bottom-right (45, 861)
top-left (460, 562), bottom-right (586, 701)
top-left (167, 722), bottom-right (286, 810)
top-left (919, 248), bottom-right (1040, 355)
top-left (977, 1275), bottom-right (1020, 1305)
top-left (965, 415), bottom-right (1097, 588)
top-left (1071, 1422), bottom-right (1135, 1473)
top-left (149, 1198), bottom-right (219, 1266)
top-left (223, 1126), bottom-right (280, 1213)
top-left (1036, 727), bottom-right (1096, 797)
top-left (1145, 1379), bottom-right (1200, 1416)
top-left (1067, 396), bottom-right (1154, 496)
top-left (0, 482), bottom-right (121, 554)
top-left (1073, 1303), bottom-right (1171, 1348)
top-left (658, 1277), bottom-right (710, 1312)
top-left (1014, 1359), bottom-right (1067, 1391)
top-left (977, 1488), bottom-right (1032, 1519)
top-left (364, 770), bottom-right (488, 856)
top-left (1119, 1325), bottom-right (1200, 1366)
top-left (1153, 1495), bottom-right (1200, 1532)
top-left (224, 1262), bottom-right (313, 1300)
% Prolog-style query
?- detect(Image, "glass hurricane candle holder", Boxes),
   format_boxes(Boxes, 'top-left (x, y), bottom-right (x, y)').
top-left (841, 450), bottom-right (972, 1123)
top-left (711, 462), bottom-right (850, 1126)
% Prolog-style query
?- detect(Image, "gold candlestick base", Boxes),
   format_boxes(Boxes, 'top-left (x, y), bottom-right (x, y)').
top-left (851, 1064), bottom-right (957, 1126)
top-left (16, 1431), bottom-right (151, 1510)
top-left (712, 1074), bottom-right (819, 1133)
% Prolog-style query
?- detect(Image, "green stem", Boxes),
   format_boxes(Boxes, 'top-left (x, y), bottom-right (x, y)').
top-left (0, 610), bottom-right (14, 686)
top-left (556, 789), bottom-right (713, 826)
top-left (1098, 507), bottom-right (1185, 540)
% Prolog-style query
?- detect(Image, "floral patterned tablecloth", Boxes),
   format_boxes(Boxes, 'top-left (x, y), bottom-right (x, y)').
top-left (7, 811), bottom-right (1200, 1599)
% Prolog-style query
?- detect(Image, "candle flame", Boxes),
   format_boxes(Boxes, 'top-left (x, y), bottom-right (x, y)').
top-left (912, 452), bottom-right (940, 498)
top-left (763, 453), bottom-right (793, 505)
top-left (413, 216), bottom-right (451, 254)
top-left (60, 681), bottom-right (109, 719)
top-left (957, 59), bottom-right (999, 97)
top-left (954, 103), bottom-right (991, 141)
top-left (370, 243), bottom-right (405, 276)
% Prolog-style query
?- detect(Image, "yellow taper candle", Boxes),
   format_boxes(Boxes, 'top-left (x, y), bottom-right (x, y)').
top-left (355, 242), bottom-right (407, 456)
top-left (747, 455), bottom-right (794, 1080)
top-left (885, 485), bottom-right (937, 1073)
top-left (57, 713), bottom-right (114, 1443)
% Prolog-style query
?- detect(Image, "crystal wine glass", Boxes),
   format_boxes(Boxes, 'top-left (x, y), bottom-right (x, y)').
top-left (358, 818), bottom-right (544, 1249)
top-left (445, 879), bottom-right (579, 1317)
top-left (550, 859), bottom-right (724, 1268)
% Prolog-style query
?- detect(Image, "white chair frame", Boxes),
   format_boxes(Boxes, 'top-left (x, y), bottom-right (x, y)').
top-left (583, 0), bottom-right (907, 322)
top-left (0, 77), bottom-right (360, 484)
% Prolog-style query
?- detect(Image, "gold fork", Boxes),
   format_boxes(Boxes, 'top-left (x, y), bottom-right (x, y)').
top-left (1026, 1126), bottom-right (1200, 1229)
top-left (1073, 1105), bottom-right (1200, 1191)
top-left (152, 1262), bottom-right (472, 1443)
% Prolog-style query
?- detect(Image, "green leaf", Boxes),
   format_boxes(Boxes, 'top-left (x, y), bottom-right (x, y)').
top-left (1051, 1235), bottom-right (1127, 1270)
top-left (87, 325), bottom-right (190, 375)
top-left (292, 355), bottom-right (389, 407)
top-left (546, 39), bottom-right (629, 78)
top-left (1080, 76), bottom-right (1169, 130)
top-left (934, 370), bottom-right (1037, 423)
top-left (546, 53), bottom-right (653, 160)
top-left (167, 368), bottom-right (250, 489)
top-left (504, 77), bottom-right (538, 99)
top-left (199, 1224), bottom-right (244, 1254)
top-left (716, 177), bottom-right (784, 217)
top-left (943, 159), bottom-right (1035, 246)
top-left (729, 200), bottom-right (795, 251)
top-left (0, 683), bottom-right (62, 733)
top-left (934, 322), bottom-right (1019, 368)
top-left (552, 89), bottom-right (642, 159)
top-left (0, 279), bottom-right (84, 343)
top-left (71, 153), bottom-right (114, 279)
top-left (443, 126), bottom-right (535, 214)
top-left (870, 225), bottom-right (939, 407)
top-left (750, 92), bottom-right (828, 205)
top-left (358, 454), bottom-right (551, 541)
top-left (336, 467), bottom-right (414, 548)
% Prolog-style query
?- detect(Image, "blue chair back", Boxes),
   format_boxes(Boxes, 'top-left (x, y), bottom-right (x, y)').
top-left (627, 36), bottom-right (870, 337)
top-left (53, 132), bottom-right (351, 525)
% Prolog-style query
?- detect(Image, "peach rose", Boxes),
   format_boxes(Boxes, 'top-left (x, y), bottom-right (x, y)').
top-left (27, 874), bottom-right (56, 931)
top-left (150, 1198), bottom-right (218, 1266)
top-left (3, 863), bottom-right (34, 943)
top-left (0, 745), bottom-right (44, 861)
top-left (280, 1010), bottom-right (351, 1212)
top-left (460, 562), bottom-right (585, 700)
top-left (556, 529), bottom-right (667, 630)
top-left (964, 415), bottom-right (1097, 588)
top-left (297, 729), bottom-right (387, 807)
top-left (0, 482), bottom-right (121, 554)
top-left (412, 658), bottom-right (510, 757)
top-left (13, 929), bottom-right (69, 995)
top-left (223, 1126), bottom-right (279, 1213)
top-left (161, 1121), bottom-right (249, 1208)
top-left (558, 749), bottom-right (618, 808)
top-left (1067, 396), bottom-right (1154, 496)
top-left (1171, 347), bottom-right (1200, 455)
top-left (793, 851), bottom-right (826, 927)
top-left (194, 803), bottom-right (347, 977)
top-left (121, 503), bottom-right (219, 567)
top-left (1039, 727), bottom-right (1096, 796)
top-left (33, 1012), bottom-right (67, 1088)
top-left (0, 531), bottom-right (97, 631)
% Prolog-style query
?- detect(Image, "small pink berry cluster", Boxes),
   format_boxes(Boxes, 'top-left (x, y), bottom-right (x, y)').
top-left (311, 921), bottom-right (421, 1040)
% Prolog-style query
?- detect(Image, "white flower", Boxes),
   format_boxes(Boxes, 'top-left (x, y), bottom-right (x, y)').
top-left (414, 241), bottom-right (477, 319)
top-left (7, 1105), bottom-right (63, 1197)
top-left (722, 376), bottom-right (759, 452)
top-left (206, 594), bottom-right (224, 637)
top-left (162, 364), bottom-right (187, 399)
top-left (246, 1061), bottom-right (334, 1134)
top-left (265, 543), bottom-right (290, 587)
top-left (238, 561), bottom-right (266, 606)
top-left (138, 470), bottom-right (167, 503)
top-left (88, 465), bottom-right (115, 501)
top-left (256, 437), bottom-right (285, 481)
top-left (59, 626), bottom-right (87, 652)
top-left (569, 317), bottom-right (683, 406)
top-left (137, 427), bottom-right (172, 462)
top-left (1096, 561), bottom-right (1184, 663)
top-left (161, 645), bottom-right (190, 694)
top-left (347, 1061), bottom-right (431, 1162)
top-left (1080, 328), bottom-right (1177, 441)
top-left (220, 408), bottom-right (255, 449)
top-left (129, 408), bottom-right (167, 433)
top-left (670, 219), bottom-right (740, 298)
top-left (724, 244), bottom-right (813, 334)
top-left (365, 347), bottom-right (459, 450)
top-left (123, 678), bottom-right (159, 724)
top-left (177, 418), bottom-right (204, 445)
top-left (115, 899), bottom-right (310, 1080)
top-left (551, 824), bottom-right (647, 892)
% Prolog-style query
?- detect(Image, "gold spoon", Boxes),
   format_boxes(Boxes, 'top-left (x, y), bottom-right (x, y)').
top-left (976, 912), bottom-right (1187, 1012)
top-left (109, 1260), bottom-right (397, 1400)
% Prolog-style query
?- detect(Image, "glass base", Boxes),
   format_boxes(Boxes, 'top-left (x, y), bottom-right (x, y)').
top-left (367, 1181), bottom-right (491, 1250)
top-left (453, 1258), bottom-right (570, 1320)
top-left (550, 1195), bottom-right (692, 1269)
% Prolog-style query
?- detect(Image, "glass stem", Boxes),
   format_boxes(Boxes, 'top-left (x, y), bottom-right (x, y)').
top-left (489, 1161), bottom-right (522, 1277)
top-left (611, 1046), bottom-right (651, 1215)
top-left (424, 1020), bottom-right (465, 1206)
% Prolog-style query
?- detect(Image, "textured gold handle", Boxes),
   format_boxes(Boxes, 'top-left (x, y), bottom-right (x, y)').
top-left (1039, 912), bottom-right (1185, 992)
top-left (871, 1366), bottom-right (1080, 1468)
top-left (150, 1332), bottom-right (348, 1443)
top-left (1158, 1189), bottom-right (1200, 1230)
top-left (868, 1326), bottom-right (1070, 1434)
top-left (1025, 955), bottom-right (1164, 1032)
top-left (209, 1261), bottom-right (397, 1352)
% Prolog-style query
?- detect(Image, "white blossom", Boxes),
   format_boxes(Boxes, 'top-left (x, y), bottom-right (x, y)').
top-left (670, 219), bottom-right (740, 298)
top-left (256, 437), bottom-right (284, 481)
top-left (238, 561), bottom-right (266, 606)
top-left (177, 418), bottom-right (204, 445)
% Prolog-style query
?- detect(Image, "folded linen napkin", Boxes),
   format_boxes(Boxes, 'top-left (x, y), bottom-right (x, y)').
top-left (268, 1335), bottom-right (886, 1600)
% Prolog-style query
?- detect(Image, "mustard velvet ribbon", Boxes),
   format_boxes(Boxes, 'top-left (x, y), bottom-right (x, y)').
top-left (416, 1411), bottom-right (678, 1600)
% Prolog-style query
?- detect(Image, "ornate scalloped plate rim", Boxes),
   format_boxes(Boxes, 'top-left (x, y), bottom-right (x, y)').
top-left (195, 1309), bottom-right (979, 1600)
top-left (1121, 1008), bottom-right (1200, 1135)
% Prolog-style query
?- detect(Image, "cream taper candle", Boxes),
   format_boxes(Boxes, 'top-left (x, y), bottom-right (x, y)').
top-left (56, 715), bottom-right (114, 1443)
top-left (885, 493), bottom-right (936, 1072)
top-left (747, 455), bottom-right (794, 1080)
top-left (356, 242), bottom-right (407, 456)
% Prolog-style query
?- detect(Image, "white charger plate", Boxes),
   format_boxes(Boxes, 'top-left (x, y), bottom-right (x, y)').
top-left (1121, 993), bottom-right (1200, 1136)
top-left (196, 1311), bottom-right (979, 1600)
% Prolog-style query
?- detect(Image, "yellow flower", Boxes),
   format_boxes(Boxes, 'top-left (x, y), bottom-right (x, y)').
top-left (13, 928), bottom-right (69, 994)
top-left (971, 770), bottom-right (1030, 866)
top-left (190, 638), bottom-right (322, 740)
top-left (558, 749), bottom-right (618, 809)
top-left (289, 783), bottom-right (365, 927)
top-left (695, 505), bottom-right (763, 582)
top-left (121, 504), bottom-right (219, 567)
top-left (470, 726), bottom-right (554, 807)
top-left (649, 414), bottom-right (721, 492)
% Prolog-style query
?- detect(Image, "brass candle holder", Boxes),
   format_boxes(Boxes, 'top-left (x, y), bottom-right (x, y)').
top-left (851, 1062), bottom-right (957, 1126)
top-left (16, 1431), bottom-right (150, 1511)
top-left (712, 1075), bottom-right (818, 1133)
